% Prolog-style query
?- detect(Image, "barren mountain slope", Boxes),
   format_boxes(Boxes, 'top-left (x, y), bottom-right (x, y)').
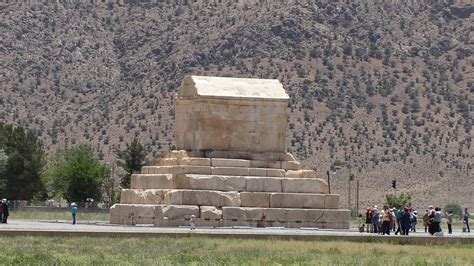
top-left (1, 0), bottom-right (473, 210)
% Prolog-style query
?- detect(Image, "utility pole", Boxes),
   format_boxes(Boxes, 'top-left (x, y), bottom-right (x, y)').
top-left (356, 179), bottom-right (360, 216)
top-left (392, 179), bottom-right (397, 196)
top-left (326, 170), bottom-right (331, 194)
top-left (348, 173), bottom-right (354, 212)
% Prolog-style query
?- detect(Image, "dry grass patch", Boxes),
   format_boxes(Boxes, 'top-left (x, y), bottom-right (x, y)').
top-left (0, 236), bottom-right (472, 265)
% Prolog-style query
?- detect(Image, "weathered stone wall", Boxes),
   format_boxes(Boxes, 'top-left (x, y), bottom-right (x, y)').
top-left (175, 76), bottom-right (289, 153)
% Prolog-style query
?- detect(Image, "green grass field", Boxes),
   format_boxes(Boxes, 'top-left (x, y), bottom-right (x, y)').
top-left (0, 236), bottom-right (472, 265)
top-left (9, 209), bottom-right (109, 222)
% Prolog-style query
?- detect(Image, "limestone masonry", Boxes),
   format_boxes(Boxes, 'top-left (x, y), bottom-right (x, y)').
top-left (110, 76), bottom-right (350, 229)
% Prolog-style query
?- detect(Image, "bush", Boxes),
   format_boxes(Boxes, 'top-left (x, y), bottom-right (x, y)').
top-left (386, 193), bottom-right (411, 209)
top-left (444, 202), bottom-right (463, 218)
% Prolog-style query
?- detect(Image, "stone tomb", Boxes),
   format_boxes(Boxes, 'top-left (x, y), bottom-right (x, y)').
top-left (110, 76), bottom-right (349, 229)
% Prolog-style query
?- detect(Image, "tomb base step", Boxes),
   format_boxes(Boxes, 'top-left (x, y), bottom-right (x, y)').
top-left (110, 204), bottom-right (349, 229)
top-left (120, 189), bottom-right (339, 209)
top-left (131, 174), bottom-right (329, 194)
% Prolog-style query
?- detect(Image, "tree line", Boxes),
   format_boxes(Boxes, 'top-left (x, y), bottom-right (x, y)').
top-left (0, 122), bottom-right (146, 204)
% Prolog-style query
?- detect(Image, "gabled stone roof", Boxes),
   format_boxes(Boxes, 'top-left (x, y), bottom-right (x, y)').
top-left (178, 76), bottom-right (289, 100)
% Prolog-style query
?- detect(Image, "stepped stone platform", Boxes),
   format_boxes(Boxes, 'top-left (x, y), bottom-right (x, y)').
top-left (110, 151), bottom-right (349, 228)
top-left (110, 76), bottom-right (350, 229)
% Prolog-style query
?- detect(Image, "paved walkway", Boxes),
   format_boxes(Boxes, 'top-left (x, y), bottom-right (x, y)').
top-left (0, 220), bottom-right (472, 244)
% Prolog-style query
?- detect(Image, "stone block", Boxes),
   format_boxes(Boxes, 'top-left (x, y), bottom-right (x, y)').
top-left (246, 177), bottom-right (282, 192)
top-left (205, 150), bottom-right (229, 158)
top-left (265, 208), bottom-right (288, 221)
top-left (252, 152), bottom-right (282, 161)
top-left (200, 206), bottom-right (223, 220)
top-left (131, 174), bottom-right (174, 189)
top-left (141, 166), bottom-right (180, 175)
top-left (211, 167), bottom-right (249, 176)
top-left (266, 161), bottom-right (281, 169)
top-left (181, 190), bottom-right (241, 207)
top-left (144, 166), bottom-right (211, 175)
top-left (285, 170), bottom-right (302, 178)
top-left (179, 157), bottom-right (211, 166)
top-left (186, 151), bottom-right (205, 157)
top-left (184, 166), bottom-right (212, 175)
top-left (121, 189), bottom-right (172, 205)
top-left (249, 160), bottom-right (267, 168)
top-left (222, 207), bottom-right (266, 221)
top-left (226, 151), bottom-right (252, 160)
top-left (249, 168), bottom-right (267, 176)
top-left (285, 169), bottom-right (317, 178)
top-left (110, 204), bottom-right (157, 225)
top-left (240, 192), bottom-right (270, 207)
top-left (156, 205), bottom-right (199, 219)
top-left (270, 193), bottom-right (325, 209)
top-left (266, 169), bottom-right (285, 177)
top-left (211, 158), bottom-right (251, 168)
top-left (279, 153), bottom-right (296, 161)
top-left (281, 178), bottom-right (329, 194)
top-left (281, 161), bottom-right (301, 170)
top-left (221, 175), bottom-right (247, 191)
top-left (324, 194), bottom-right (340, 209)
top-left (174, 174), bottom-right (246, 191)
top-left (152, 158), bottom-right (179, 166)
top-left (167, 190), bottom-right (184, 205)
top-left (221, 206), bottom-right (244, 219)
top-left (161, 150), bottom-right (189, 159)
top-left (308, 209), bottom-right (350, 223)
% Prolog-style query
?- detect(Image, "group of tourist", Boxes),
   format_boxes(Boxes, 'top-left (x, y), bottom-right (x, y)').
top-left (361, 205), bottom-right (470, 236)
top-left (0, 199), bottom-right (9, 224)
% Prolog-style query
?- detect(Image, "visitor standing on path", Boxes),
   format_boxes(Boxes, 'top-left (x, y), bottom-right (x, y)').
top-left (365, 208), bottom-right (372, 233)
top-left (71, 203), bottom-right (78, 225)
top-left (190, 214), bottom-right (196, 230)
top-left (428, 205), bottom-right (435, 235)
top-left (401, 207), bottom-right (411, 236)
top-left (463, 208), bottom-right (470, 233)
top-left (1, 199), bottom-right (8, 223)
top-left (411, 210), bottom-right (417, 232)
top-left (0, 200), bottom-right (4, 223)
top-left (434, 207), bottom-right (442, 233)
top-left (423, 209), bottom-right (429, 233)
top-left (380, 205), bottom-right (392, 235)
top-left (445, 211), bottom-right (453, 234)
top-left (371, 206), bottom-right (379, 234)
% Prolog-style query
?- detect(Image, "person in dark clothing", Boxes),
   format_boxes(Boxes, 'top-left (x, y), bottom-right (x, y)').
top-left (400, 208), bottom-right (411, 235)
top-left (428, 205), bottom-right (435, 235)
top-left (365, 208), bottom-right (372, 233)
top-left (0, 202), bottom-right (3, 223)
top-left (464, 208), bottom-right (470, 233)
top-left (1, 199), bottom-right (8, 223)
top-left (395, 206), bottom-right (403, 235)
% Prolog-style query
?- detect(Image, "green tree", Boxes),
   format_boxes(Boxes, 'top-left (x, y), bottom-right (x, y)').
top-left (118, 138), bottom-right (146, 188)
top-left (444, 202), bottom-right (463, 218)
top-left (43, 145), bottom-right (110, 203)
top-left (0, 149), bottom-right (7, 192)
top-left (386, 193), bottom-right (411, 209)
top-left (0, 122), bottom-right (46, 200)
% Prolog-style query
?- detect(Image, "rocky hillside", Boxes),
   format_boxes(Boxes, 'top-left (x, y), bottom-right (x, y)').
top-left (1, 0), bottom-right (473, 210)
